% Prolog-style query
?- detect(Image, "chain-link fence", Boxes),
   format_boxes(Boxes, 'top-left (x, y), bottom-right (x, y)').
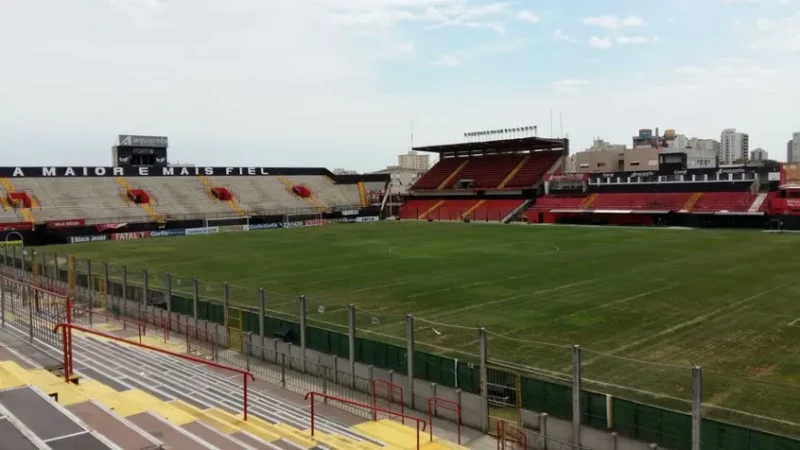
top-left (3, 249), bottom-right (800, 450)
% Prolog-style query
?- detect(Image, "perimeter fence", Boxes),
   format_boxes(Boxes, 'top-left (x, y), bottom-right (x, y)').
top-left (2, 245), bottom-right (800, 450)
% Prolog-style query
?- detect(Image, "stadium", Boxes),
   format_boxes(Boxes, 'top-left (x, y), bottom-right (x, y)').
top-left (1, 133), bottom-right (800, 450)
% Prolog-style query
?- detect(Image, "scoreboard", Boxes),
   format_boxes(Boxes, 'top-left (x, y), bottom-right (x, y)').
top-left (112, 134), bottom-right (168, 167)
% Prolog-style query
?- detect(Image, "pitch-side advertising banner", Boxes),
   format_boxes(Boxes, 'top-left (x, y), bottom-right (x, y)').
top-left (185, 227), bottom-right (220, 236)
top-left (71, 235), bottom-right (109, 243)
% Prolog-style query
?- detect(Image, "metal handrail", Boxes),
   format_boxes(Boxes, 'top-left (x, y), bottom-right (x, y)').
top-left (54, 322), bottom-right (255, 419)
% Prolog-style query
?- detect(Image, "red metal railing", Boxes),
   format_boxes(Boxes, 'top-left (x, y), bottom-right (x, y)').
top-left (372, 379), bottom-right (404, 423)
top-left (304, 392), bottom-right (428, 450)
top-left (496, 419), bottom-right (527, 450)
top-left (54, 301), bottom-right (148, 341)
top-left (53, 322), bottom-right (256, 420)
top-left (427, 396), bottom-right (461, 445)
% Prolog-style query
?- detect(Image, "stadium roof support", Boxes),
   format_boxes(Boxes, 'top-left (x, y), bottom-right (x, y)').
top-left (412, 136), bottom-right (567, 157)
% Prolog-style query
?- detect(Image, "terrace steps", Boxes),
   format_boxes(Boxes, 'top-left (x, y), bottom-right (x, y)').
top-left (437, 160), bottom-right (470, 190)
top-left (496, 155), bottom-right (529, 189)
top-left (418, 200), bottom-right (445, 220)
top-left (682, 192), bottom-right (703, 211)
top-left (578, 193), bottom-right (598, 209)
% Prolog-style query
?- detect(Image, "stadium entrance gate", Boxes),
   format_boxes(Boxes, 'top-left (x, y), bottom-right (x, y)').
top-left (486, 358), bottom-right (522, 434)
top-left (227, 305), bottom-right (244, 352)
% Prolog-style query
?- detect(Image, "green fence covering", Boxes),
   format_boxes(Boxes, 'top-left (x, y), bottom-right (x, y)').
top-left (520, 375), bottom-right (572, 420)
top-left (9, 254), bottom-right (800, 450)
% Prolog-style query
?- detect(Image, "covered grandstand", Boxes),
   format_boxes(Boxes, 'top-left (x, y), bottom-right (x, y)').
top-left (400, 136), bottom-right (568, 222)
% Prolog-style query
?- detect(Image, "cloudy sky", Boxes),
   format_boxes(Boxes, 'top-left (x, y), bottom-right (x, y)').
top-left (1, 0), bottom-right (799, 171)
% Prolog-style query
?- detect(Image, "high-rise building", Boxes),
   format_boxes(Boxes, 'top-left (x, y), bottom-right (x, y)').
top-left (750, 148), bottom-right (768, 162)
top-left (790, 132), bottom-right (800, 163)
top-left (397, 150), bottom-right (429, 171)
top-left (720, 129), bottom-right (749, 164)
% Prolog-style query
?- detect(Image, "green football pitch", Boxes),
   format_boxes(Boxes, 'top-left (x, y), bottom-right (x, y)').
top-left (48, 221), bottom-right (800, 434)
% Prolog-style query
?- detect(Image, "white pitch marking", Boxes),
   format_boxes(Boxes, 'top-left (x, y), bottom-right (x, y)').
top-left (567, 285), bottom-right (676, 317)
top-left (787, 317), bottom-right (800, 327)
top-left (605, 285), bottom-right (785, 356)
top-left (350, 281), bottom-right (410, 293)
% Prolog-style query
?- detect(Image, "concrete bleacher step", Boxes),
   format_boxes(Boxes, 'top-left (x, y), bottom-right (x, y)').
top-left (354, 419), bottom-right (467, 450)
top-left (67, 400), bottom-right (164, 450)
top-left (128, 411), bottom-right (222, 449)
top-left (0, 385), bottom-right (121, 449)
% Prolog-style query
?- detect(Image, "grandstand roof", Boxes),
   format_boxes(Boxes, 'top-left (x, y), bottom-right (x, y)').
top-left (413, 136), bottom-right (567, 155)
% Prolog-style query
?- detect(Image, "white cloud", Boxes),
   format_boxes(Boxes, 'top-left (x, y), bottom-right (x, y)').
top-left (330, 0), bottom-right (510, 33)
top-left (393, 41), bottom-right (416, 55)
top-left (554, 79), bottom-right (589, 87)
top-left (552, 29), bottom-right (572, 41)
top-left (517, 10), bottom-right (540, 23)
top-left (748, 12), bottom-right (800, 50)
top-left (432, 54), bottom-right (462, 67)
top-left (583, 15), bottom-right (645, 30)
top-left (616, 35), bottom-right (653, 45)
top-left (588, 36), bottom-right (612, 49)
top-left (674, 66), bottom-right (709, 75)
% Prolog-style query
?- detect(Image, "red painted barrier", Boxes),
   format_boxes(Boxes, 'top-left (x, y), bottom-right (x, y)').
top-left (304, 392), bottom-right (427, 449)
top-left (53, 322), bottom-right (255, 420)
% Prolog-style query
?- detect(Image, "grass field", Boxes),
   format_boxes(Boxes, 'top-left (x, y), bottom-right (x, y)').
top-left (49, 221), bottom-right (800, 435)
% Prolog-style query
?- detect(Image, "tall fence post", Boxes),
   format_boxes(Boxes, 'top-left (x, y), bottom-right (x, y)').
top-left (141, 269), bottom-right (148, 322)
top-left (3, 245), bottom-right (8, 270)
top-left (12, 246), bottom-right (18, 271)
top-left (692, 366), bottom-right (702, 450)
top-left (406, 314), bottom-right (415, 409)
top-left (479, 327), bottom-right (489, 433)
top-left (121, 265), bottom-right (128, 316)
top-left (223, 282), bottom-right (230, 329)
top-left (258, 288), bottom-right (266, 352)
top-left (299, 295), bottom-right (307, 374)
top-left (85, 258), bottom-right (93, 303)
top-left (572, 345), bottom-right (582, 446)
top-left (165, 273), bottom-right (173, 326)
top-left (348, 303), bottom-right (356, 388)
top-left (54, 253), bottom-right (61, 281)
top-left (192, 277), bottom-right (199, 322)
top-left (1, 277), bottom-right (5, 328)
top-left (102, 261), bottom-right (109, 312)
top-left (24, 287), bottom-right (32, 343)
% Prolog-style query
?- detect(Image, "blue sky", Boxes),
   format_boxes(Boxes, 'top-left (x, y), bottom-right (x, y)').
top-left (1, 0), bottom-right (799, 170)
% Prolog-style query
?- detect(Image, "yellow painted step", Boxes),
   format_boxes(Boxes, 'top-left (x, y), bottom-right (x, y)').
top-left (233, 414), bottom-right (314, 447)
top-left (313, 431), bottom-right (386, 450)
top-left (380, 420), bottom-right (467, 450)
top-left (149, 401), bottom-right (198, 426)
top-left (0, 366), bottom-right (25, 389)
top-left (169, 401), bottom-right (240, 434)
top-left (203, 408), bottom-right (282, 443)
top-left (96, 389), bottom-right (165, 417)
top-left (353, 421), bottom-right (419, 449)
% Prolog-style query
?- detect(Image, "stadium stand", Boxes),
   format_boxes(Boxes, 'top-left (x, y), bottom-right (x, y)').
top-left (411, 158), bottom-right (465, 190)
top-left (10, 177), bottom-right (151, 224)
top-left (501, 152), bottom-right (563, 189)
top-left (133, 177), bottom-right (235, 218)
top-left (0, 273), bottom-right (468, 450)
top-left (284, 175), bottom-right (362, 207)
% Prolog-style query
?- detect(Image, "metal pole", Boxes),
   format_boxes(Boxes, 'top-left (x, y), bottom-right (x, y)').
top-left (572, 345), bottom-right (582, 446)
top-left (0, 277), bottom-right (5, 327)
top-left (299, 295), bottom-right (307, 373)
top-left (165, 272), bottom-right (172, 319)
top-left (406, 314), bottom-right (415, 409)
top-left (223, 282), bottom-right (230, 328)
top-left (121, 265), bottom-right (128, 316)
top-left (479, 327), bottom-right (489, 433)
top-left (12, 246), bottom-right (18, 271)
top-left (25, 287), bottom-right (33, 343)
top-left (348, 303), bottom-right (356, 386)
top-left (54, 253), bottom-right (60, 281)
top-left (692, 366), bottom-right (702, 450)
top-left (258, 288), bottom-right (266, 351)
top-left (142, 269), bottom-right (148, 322)
top-left (86, 259), bottom-right (93, 326)
top-left (3, 245), bottom-right (8, 269)
top-left (102, 261), bottom-right (109, 312)
top-left (192, 277), bottom-right (199, 321)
